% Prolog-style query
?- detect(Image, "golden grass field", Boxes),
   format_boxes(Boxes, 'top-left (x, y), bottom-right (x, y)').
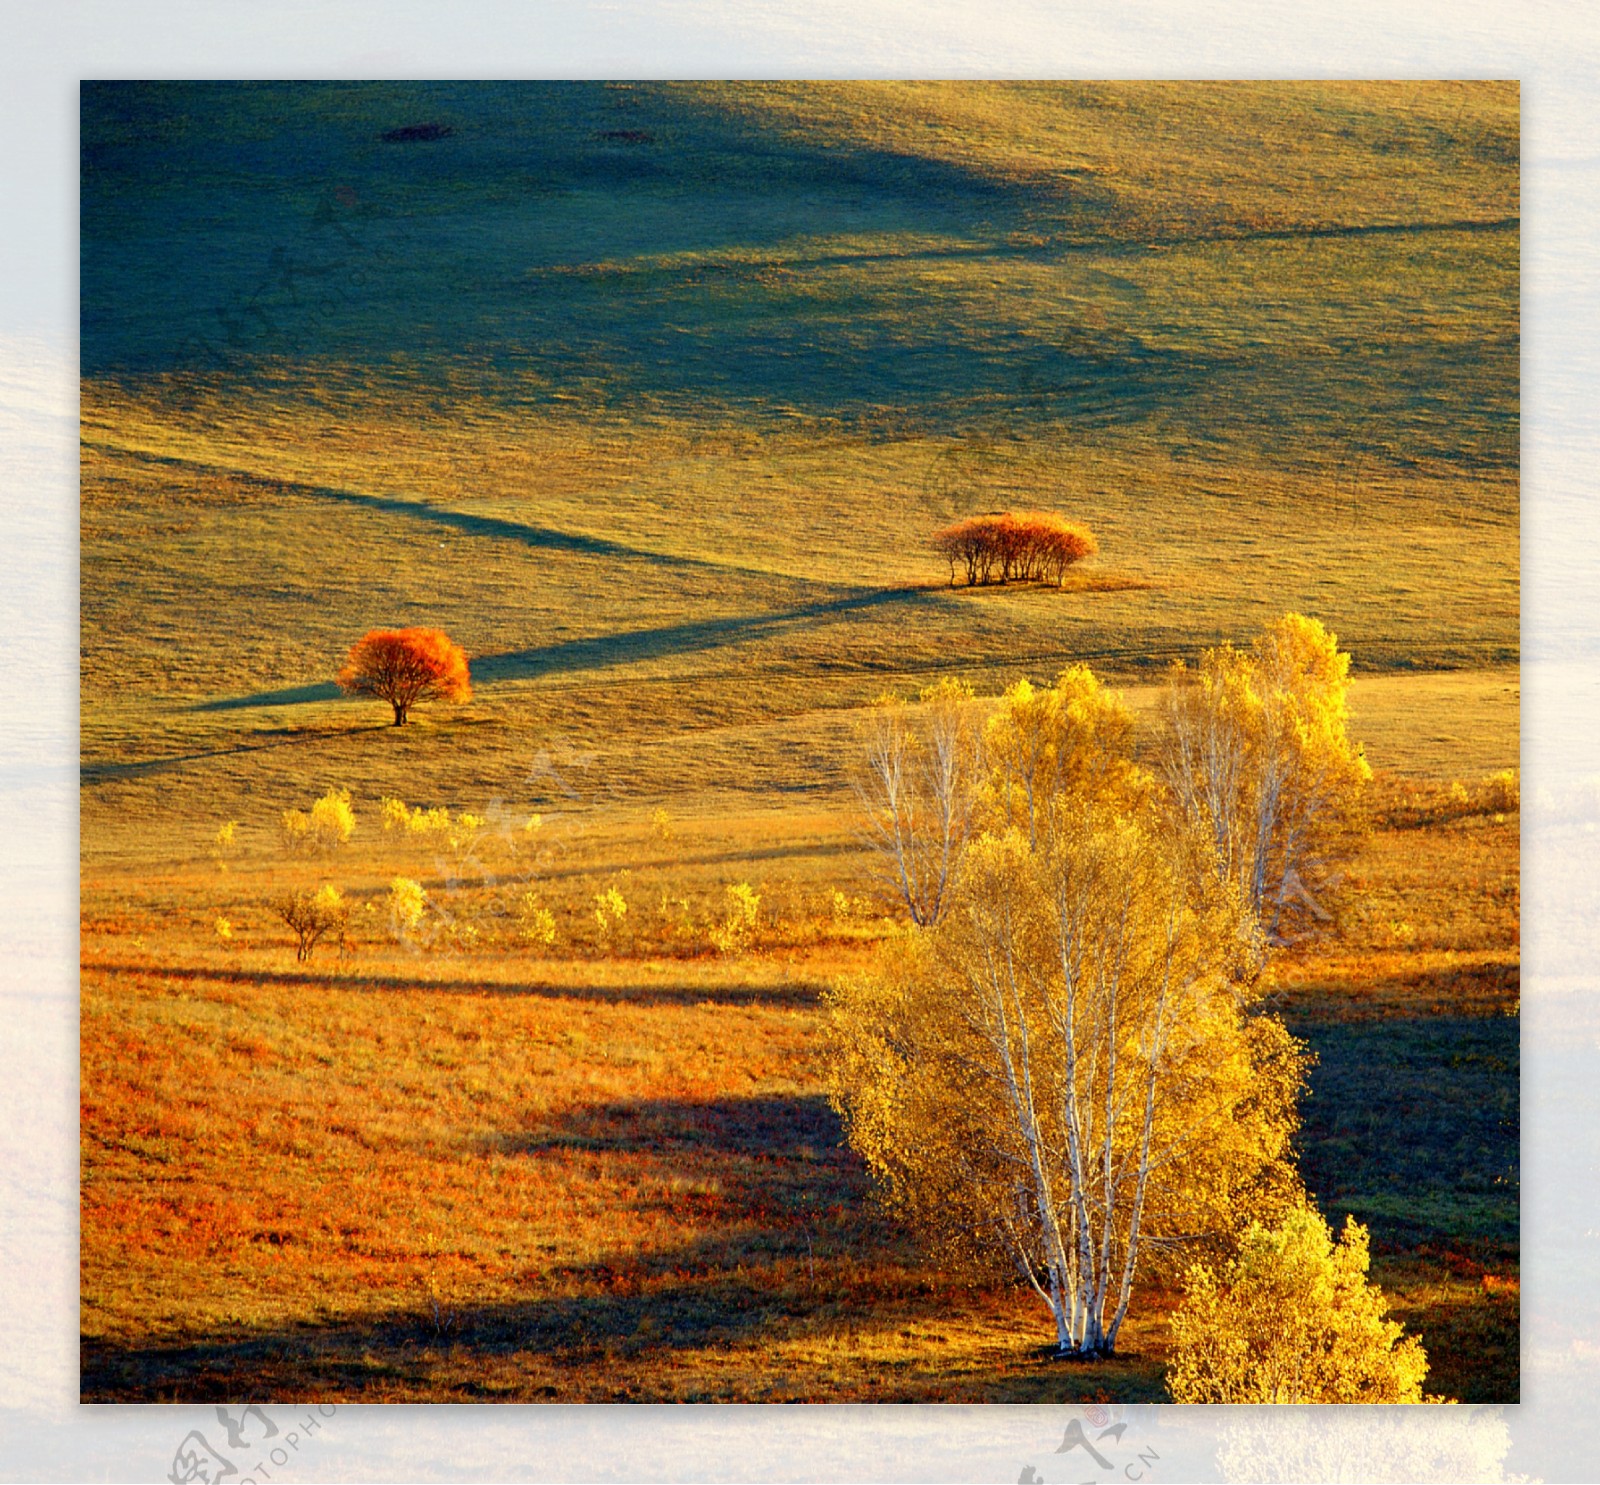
top-left (80, 80), bottom-right (1518, 1402)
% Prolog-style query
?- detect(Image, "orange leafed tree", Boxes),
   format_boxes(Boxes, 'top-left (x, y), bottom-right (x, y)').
top-left (337, 627), bottom-right (471, 726)
top-left (931, 511), bottom-right (1097, 586)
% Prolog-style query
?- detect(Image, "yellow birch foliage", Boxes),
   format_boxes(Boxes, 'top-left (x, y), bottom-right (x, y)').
top-left (594, 885), bottom-right (628, 944)
top-left (828, 798), bottom-right (1306, 1355)
top-left (380, 796), bottom-right (413, 832)
top-left (835, 615), bottom-right (1377, 1355)
top-left (709, 882), bottom-right (761, 954)
top-left (283, 789), bottom-right (357, 854)
top-left (273, 884), bottom-right (349, 962)
top-left (1166, 1203), bottom-right (1431, 1403)
top-left (1161, 613), bottom-right (1370, 946)
top-left (517, 890), bottom-right (558, 948)
top-left (981, 664), bottom-right (1146, 847)
top-left (308, 788), bottom-right (356, 848)
top-left (388, 877), bottom-right (426, 938)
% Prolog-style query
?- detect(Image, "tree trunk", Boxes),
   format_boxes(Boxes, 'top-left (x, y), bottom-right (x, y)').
top-left (393, 702), bottom-right (407, 725)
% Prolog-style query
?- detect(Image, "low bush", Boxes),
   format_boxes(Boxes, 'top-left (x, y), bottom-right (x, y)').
top-left (388, 877), bottom-right (427, 940)
top-left (709, 882), bottom-right (761, 954)
top-left (517, 890), bottom-right (558, 948)
top-left (1371, 769), bottom-right (1521, 830)
top-left (1166, 1203), bottom-right (1432, 1403)
top-left (282, 789), bottom-right (356, 855)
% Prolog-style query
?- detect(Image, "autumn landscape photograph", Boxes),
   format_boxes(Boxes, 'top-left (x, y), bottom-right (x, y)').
top-left (79, 81), bottom-right (1519, 1405)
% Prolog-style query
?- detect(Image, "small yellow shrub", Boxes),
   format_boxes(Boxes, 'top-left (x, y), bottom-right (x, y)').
top-left (448, 812), bottom-right (484, 862)
top-left (212, 820), bottom-right (240, 868)
top-left (385, 800), bottom-right (454, 838)
top-left (309, 788), bottom-right (356, 848)
top-left (709, 882), bottom-right (760, 955)
top-left (213, 915), bottom-right (234, 943)
top-left (1166, 1204), bottom-right (1431, 1403)
top-left (650, 807), bottom-right (674, 842)
top-left (388, 876), bottom-right (427, 938)
top-left (594, 885), bottom-right (628, 943)
top-left (518, 890), bottom-right (558, 948)
top-left (1484, 768), bottom-right (1519, 813)
top-left (280, 808), bottom-right (311, 851)
top-left (273, 884), bottom-right (349, 962)
top-left (381, 796), bottom-right (413, 832)
top-left (283, 789), bottom-right (356, 854)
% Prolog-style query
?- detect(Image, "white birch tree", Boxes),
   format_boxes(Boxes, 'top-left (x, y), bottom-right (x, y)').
top-left (1160, 614), bottom-right (1370, 946)
top-left (829, 800), bottom-right (1306, 1357)
top-left (856, 679), bottom-right (984, 926)
top-left (832, 621), bottom-right (1354, 1354)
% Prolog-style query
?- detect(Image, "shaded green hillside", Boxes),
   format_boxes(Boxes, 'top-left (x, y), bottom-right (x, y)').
top-left (79, 82), bottom-right (1518, 852)
top-left (83, 81), bottom-right (1517, 468)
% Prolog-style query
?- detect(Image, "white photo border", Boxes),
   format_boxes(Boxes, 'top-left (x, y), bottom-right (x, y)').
top-left (7, 3), bottom-right (1596, 1480)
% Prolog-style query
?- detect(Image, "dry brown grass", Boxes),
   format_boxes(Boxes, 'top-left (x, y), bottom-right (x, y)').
top-left (81, 772), bottom-right (1517, 1402)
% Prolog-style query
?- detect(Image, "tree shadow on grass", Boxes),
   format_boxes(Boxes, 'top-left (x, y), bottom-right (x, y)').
top-left (78, 1091), bottom-right (1178, 1402)
top-left (85, 959), bottom-right (826, 1008)
top-left (99, 444), bottom-right (794, 581)
top-left (79, 1264), bottom-right (798, 1401)
top-left (303, 479), bottom-right (796, 581)
top-left (472, 585), bottom-right (938, 684)
top-left (81, 1093), bottom-right (880, 1401)
top-left (1290, 1013), bottom-right (1519, 1259)
top-left (193, 681), bottom-right (344, 713)
top-left (489, 1094), bottom-right (867, 1268)
top-left (1280, 958), bottom-right (1519, 1021)
top-left (496, 1091), bottom-right (851, 1166)
top-left (535, 836), bottom-right (865, 883)
top-left (81, 720), bottom-right (389, 782)
top-left (181, 585), bottom-right (942, 715)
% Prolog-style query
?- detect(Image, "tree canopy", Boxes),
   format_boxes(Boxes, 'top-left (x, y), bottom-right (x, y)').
top-left (337, 627), bottom-right (471, 726)
top-left (831, 800), bottom-right (1306, 1357)
top-left (833, 653), bottom-right (1314, 1357)
top-left (1160, 613), bottom-right (1370, 947)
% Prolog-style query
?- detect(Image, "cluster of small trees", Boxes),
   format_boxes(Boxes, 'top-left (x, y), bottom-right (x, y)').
top-left (1161, 615), bottom-right (1372, 948)
top-left (855, 613), bottom-right (1370, 950)
top-left (931, 510), bottom-right (1098, 587)
top-left (242, 787), bottom-right (531, 962)
top-left (836, 614), bottom-right (1422, 1398)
